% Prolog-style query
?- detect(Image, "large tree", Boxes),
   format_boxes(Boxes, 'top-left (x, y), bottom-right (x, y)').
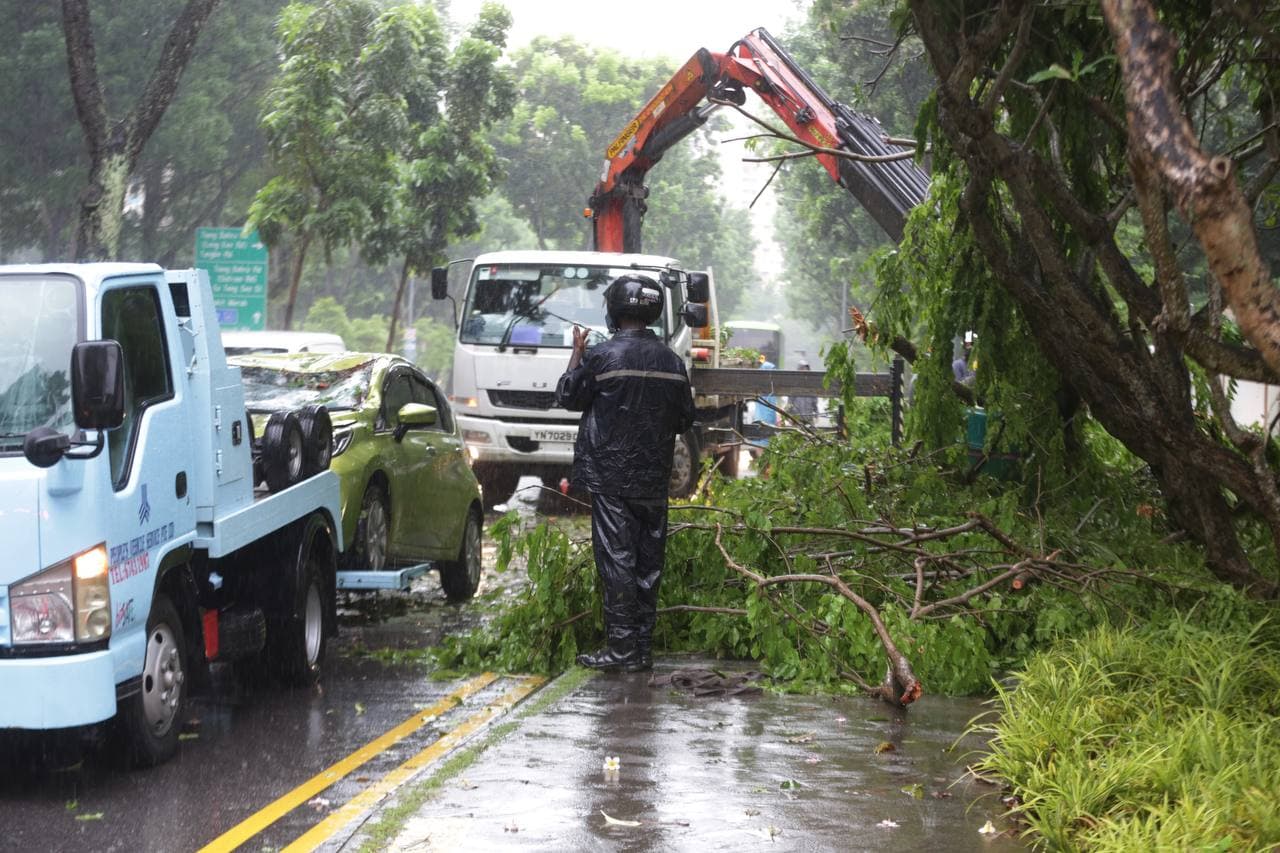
top-left (60, 0), bottom-right (221, 260)
top-left (876, 0), bottom-right (1280, 593)
top-left (1, 0), bottom-right (283, 263)
top-left (249, 0), bottom-right (413, 329)
top-left (365, 2), bottom-right (516, 352)
top-left (251, 0), bottom-right (513, 332)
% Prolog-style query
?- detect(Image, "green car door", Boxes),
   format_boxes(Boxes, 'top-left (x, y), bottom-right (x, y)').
top-left (406, 370), bottom-right (473, 558)
top-left (378, 367), bottom-right (437, 559)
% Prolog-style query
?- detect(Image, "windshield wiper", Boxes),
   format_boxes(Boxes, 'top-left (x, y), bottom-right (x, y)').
top-left (0, 431), bottom-right (29, 449)
top-left (496, 285), bottom-right (562, 352)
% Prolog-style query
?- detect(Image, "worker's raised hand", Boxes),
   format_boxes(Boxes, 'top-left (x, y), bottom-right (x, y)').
top-left (572, 324), bottom-right (588, 353)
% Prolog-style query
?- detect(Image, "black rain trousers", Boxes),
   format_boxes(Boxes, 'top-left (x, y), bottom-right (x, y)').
top-left (590, 492), bottom-right (669, 653)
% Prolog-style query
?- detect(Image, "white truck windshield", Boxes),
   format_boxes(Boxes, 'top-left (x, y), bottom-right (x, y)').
top-left (459, 264), bottom-right (666, 348)
top-left (0, 276), bottom-right (80, 452)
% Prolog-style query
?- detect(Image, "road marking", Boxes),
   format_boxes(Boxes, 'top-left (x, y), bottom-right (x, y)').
top-left (197, 672), bottom-right (497, 853)
top-left (282, 674), bottom-right (546, 852)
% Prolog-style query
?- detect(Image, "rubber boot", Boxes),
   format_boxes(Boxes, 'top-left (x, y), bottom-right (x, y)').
top-left (577, 612), bottom-right (633, 670)
top-left (624, 629), bottom-right (653, 673)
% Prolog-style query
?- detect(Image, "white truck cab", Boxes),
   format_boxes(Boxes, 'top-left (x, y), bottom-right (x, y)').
top-left (434, 250), bottom-right (715, 502)
top-left (0, 263), bottom-right (342, 766)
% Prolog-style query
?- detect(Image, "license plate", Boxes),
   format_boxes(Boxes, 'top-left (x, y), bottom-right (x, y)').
top-left (532, 429), bottom-right (575, 443)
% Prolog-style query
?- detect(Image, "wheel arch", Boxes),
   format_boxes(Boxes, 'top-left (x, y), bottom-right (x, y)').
top-left (145, 544), bottom-right (204, 693)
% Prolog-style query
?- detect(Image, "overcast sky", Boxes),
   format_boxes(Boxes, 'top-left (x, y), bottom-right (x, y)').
top-left (451, 0), bottom-right (810, 60)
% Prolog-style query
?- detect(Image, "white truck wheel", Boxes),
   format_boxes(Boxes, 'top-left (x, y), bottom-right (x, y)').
top-left (668, 430), bottom-right (700, 498)
top-left (118, 594), bottom-right (187, 767)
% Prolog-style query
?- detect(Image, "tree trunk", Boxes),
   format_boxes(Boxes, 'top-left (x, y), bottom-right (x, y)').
top-left (61, 0), bottom-right (221, 260)
top-left (282, 232), bottom-right (312, 331)
top-left (386, 258), bottom-right (412, 354)
top-left (1103, 0), bottom-right (1280, 378)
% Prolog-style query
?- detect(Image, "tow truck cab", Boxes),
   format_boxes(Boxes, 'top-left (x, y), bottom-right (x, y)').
top-left (0, 263), bottom-right (341, 765)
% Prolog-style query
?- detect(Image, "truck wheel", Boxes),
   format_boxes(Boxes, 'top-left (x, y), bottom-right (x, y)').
top-left (118, 594), bottom-right (187, 767)
top-left (439, 509), bottom-right (483, 602)
top-left (344, 483), bottom-right (389, 570)
top-left (269, 547), bottom-right (327, 687)
top-left (262, 411), bottom-right (305, 492)
top-left (297, 405), bottom-right (333, 475)
top-left (668, 430), bottom-right (700, 498)
top-left (475, 463), bottom-right (519, 510)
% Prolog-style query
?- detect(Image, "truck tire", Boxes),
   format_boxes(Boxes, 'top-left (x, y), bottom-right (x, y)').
top-left (439, 509), bottom-right (483, 602)
top-left (118, 594), bottom-right (187, 767)
top-left (343, 482), bottom-right (390, 570)
top-left (668, 430), bottom-right (700, 498)
top-left (474, 463), bottom-right (519, 510)
top-left (269, 536), bottom-right (329, 687)
top-left (262, 411), bottom-right (305, 492)
top-left (297, 405), bottom-right (333, 475)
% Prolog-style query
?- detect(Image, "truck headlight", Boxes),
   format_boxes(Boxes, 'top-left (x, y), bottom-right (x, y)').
top-left (11, 543), bottom-right (111, 644)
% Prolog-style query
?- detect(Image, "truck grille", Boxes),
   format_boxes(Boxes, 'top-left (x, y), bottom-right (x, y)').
top-left (0, 586), bottom-right (9, 646)
top-left (489, 390), bottom-right (559, 410)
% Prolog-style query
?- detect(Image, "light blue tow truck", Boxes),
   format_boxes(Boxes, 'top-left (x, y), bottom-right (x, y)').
top-left (0, 263), bottom-right (343, 766)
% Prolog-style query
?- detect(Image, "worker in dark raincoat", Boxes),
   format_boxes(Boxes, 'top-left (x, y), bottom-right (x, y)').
top-left (555, 273), bottom-right (696, 672)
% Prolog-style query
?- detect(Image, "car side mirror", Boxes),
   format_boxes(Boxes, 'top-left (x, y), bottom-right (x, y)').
top-left (431, 267), bottom-right (449, 300)
top-left (394, 403), bottom-right (438, 441)
top-left (680, 303), bottom-right (708, 328)
top-left (686, 272), bottom-right (710, 304)
top-left (72, 340), bottom-right (125, 430)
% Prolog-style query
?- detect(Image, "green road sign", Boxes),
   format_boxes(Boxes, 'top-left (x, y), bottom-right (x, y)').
top-left (196, 227), bottom-right (268, 330)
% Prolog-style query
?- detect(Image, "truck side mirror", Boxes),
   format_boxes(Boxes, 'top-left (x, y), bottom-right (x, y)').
top-left (431, 267), bottom-right (449, 300)
top-left (686, 272), bottom-right (710, 303)
top-left (680, 303), bottom-right (708, 328)
top-left (71, 340), bottom-right (125, 430)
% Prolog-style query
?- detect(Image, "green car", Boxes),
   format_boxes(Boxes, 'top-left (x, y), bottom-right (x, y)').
top-left (231, 351), bottom-right (484, 601)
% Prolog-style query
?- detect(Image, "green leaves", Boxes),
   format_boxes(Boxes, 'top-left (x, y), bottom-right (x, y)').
top-left (1026, 54), bottom-right (1113, 85)
top-left (250, 0), bottom-right (513, 324)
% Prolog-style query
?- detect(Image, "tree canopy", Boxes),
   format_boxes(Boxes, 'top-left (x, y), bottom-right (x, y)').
top-left (249, 0), bottom-right (515, 329)
top-left (850, 0), bottom-right (1280, 594)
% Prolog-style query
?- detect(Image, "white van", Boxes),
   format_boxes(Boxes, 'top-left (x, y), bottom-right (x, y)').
top-left (220, 330), bottom-right (347, 356)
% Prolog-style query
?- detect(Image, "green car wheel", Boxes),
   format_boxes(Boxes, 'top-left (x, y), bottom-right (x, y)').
top-left (439, 510), bottom-right (482, 602)
top-left (347, 483), bottom-right (389, 571)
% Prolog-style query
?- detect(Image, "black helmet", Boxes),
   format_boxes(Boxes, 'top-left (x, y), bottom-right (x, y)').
top-left (604, 274), bottom-right (663, 331)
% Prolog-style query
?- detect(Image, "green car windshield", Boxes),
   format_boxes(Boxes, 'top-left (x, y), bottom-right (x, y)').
top-left (0, 276), bottom-right (80, 452)
top-left (239, 361), bottom-right (374, 412)
top-left (459, 264), bottom-right (667, 348)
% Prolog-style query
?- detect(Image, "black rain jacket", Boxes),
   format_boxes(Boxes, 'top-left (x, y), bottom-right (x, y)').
top-left (555, 329), bottom-right (696, 498)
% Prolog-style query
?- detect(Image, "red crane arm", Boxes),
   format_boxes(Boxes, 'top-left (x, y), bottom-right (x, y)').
top-left (588, 28), bottom-right (928, 253)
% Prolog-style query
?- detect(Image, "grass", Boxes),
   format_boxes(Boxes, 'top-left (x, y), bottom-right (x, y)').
top-left (355, 666), bottom-right (595, 852)
top-left (971, 613), bottom-right (1280, 850)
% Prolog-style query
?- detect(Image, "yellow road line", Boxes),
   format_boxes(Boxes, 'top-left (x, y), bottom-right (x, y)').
top-left (282, 675), bottom-right (546, 853)
top-left (198, 672), bottom-right (498, 853)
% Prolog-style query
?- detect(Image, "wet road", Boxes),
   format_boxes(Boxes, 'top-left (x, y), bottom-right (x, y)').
top-left (368, 666), bottom-right (1023, 852)
top-left (0, 486), bottom-right (1024, 851)
top-left (0, 517), bottom-right (524, 853)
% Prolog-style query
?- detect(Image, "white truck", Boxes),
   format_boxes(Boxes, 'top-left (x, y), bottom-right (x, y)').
top-left (0, 263), bottom-right (343, 766)
top-left (431, 250), bottom-right (736, 502)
